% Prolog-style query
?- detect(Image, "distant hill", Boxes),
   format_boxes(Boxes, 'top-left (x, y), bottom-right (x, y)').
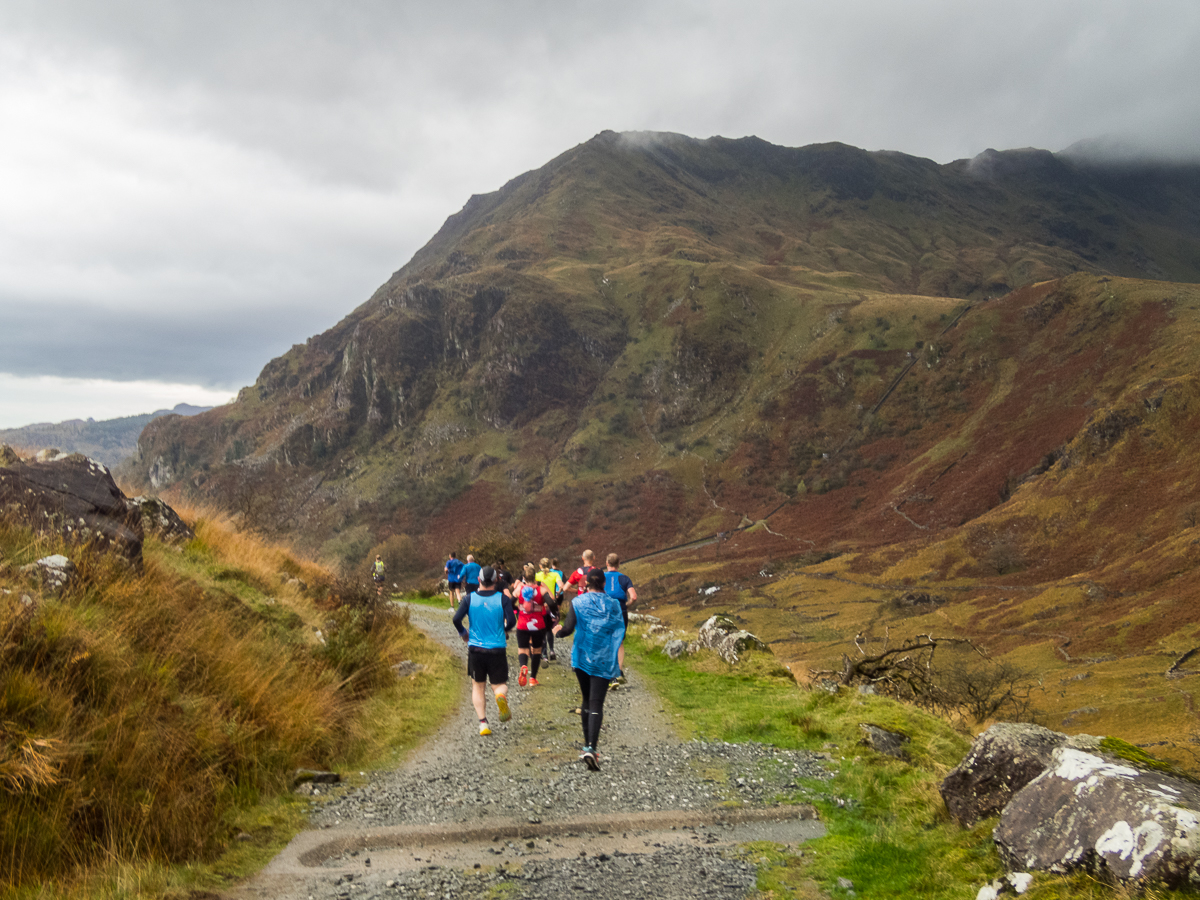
top-left (0, 403), bottom-right (212, 468)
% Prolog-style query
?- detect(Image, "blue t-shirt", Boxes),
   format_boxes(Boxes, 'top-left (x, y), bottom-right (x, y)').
top-left (604, 570), bottom-right (633, 605)
top-left (446, 557), bottom-right (465, 582)
top-left (453, 589), bottom-right (513, 650)
top-left (569, 589), bottom-right (625, 680)
top-left (462, 560), bottom-right (481, 586)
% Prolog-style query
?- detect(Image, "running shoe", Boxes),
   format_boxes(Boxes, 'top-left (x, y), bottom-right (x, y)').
top-left (529, 677), bottom-right (539, 686)
top-left (547, 652), bottom-right (557, 661)
top-left (518, 665), bottom-right (528, 687)
top-left (479, 721), bottom-right (491, 736)
top-left (496, 693), bottom-right (511, 722)
top-left (581, 748), bottom-right (600, 771)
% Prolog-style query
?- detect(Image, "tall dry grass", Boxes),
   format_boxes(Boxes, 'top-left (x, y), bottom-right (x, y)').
top-left (0, 505), bottom-right (428, 892)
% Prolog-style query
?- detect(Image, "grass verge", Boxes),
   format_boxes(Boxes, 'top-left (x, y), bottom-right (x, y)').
top-left (624, 629), bottom-right (1193, 900)
top-left (1, 509), bottom-right (461, 900)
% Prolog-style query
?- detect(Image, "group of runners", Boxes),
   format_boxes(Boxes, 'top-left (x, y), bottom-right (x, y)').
top-left (445, 550), bottom-right (638, 771)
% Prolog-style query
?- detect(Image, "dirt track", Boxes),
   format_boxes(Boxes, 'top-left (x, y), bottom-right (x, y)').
top-left (227, 602), bottom-right (828, 900)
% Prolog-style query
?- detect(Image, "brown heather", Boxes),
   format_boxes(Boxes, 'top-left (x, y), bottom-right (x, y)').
top-left (0, 502), bottom-right (451, 892)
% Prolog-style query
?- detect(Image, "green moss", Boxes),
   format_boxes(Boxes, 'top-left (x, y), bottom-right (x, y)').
top-left (1098, 737), bottom-right (1197, 783)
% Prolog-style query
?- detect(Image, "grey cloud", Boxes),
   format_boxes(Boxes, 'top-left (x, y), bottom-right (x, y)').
top-left (0, 0), bottom-right (1196, 418)
top-left (0, 297), bottom-right (332, 388)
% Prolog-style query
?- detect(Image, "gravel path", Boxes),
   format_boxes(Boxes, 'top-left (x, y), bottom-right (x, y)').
top-left (231, 602), bottom-right (830, 900)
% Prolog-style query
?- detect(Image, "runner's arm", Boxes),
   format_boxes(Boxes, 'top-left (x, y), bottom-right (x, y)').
top-left (452, 596), bottom-right (471, 640)
top-left (555, 599), bottom-right (576, 638)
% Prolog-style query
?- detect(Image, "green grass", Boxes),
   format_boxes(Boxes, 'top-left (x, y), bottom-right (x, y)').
top-left (624, 631), bottom-right (1195, 900)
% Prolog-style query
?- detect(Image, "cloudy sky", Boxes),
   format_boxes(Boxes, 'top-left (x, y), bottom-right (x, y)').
top-left (1, 0), bottom-right (1197, 428)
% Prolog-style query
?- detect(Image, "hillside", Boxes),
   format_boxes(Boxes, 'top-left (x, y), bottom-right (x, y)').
top-left (122, 131), bottom-right (1200, 754)
top-left (1, 403), bottom-right (211, 468)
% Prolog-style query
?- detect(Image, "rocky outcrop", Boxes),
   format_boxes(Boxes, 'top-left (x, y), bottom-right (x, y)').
top-left (696, 615), bottom-right (769, 665)
top-left (944, 724), bottom-right (1200, 887)
top-left (994, 747), bottom-right (1200, 886)
top-left (127, 496), bottom-right (194, 543)
top-left (0, 449), bottom-right (192, 566)
top-left (940, 723), bottom-right (1099, 827)
top-left (19, 554), bottom-right (77, 592)
top-left (0, 451), bottom-right (144, 565)
top-left (858, 723), bottom-right (910, 760)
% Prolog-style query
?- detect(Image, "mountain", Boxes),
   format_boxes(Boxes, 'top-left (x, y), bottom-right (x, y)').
top-left (119, 131), bottom-right (1200, 753)
top-left (2, 403), bottom-right (212, 468)
top-left (125, 131), bottom-right (1200, 560)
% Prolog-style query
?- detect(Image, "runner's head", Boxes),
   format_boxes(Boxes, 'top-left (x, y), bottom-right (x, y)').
top-left (606, 552), bottom-right (619, 569)
top-left (539, 557), bottom-right (550, 570)
top-left (586, 569), bottom-right (605, 590)
top-left (523, 563), bottom-right (537, 580)
top-left (450, 551), bottom-right (458, 559)
top-left (479, 565), bottom-right (497, 586)
top-left (466, 554), bottom-right (475, 563)
top-left (551, 558), bottom-right (560, 569)
top-left (582, 549), bottom-right (595, 564)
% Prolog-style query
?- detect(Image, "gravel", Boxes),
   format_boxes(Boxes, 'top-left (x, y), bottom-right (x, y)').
top-left (317, 844), bottom-right (761, 900)
top-left (236, 602), bottom-right (832, 900)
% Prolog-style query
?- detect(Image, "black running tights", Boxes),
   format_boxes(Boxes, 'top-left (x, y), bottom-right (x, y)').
top-left (574, 670), bottom-right (610, 750)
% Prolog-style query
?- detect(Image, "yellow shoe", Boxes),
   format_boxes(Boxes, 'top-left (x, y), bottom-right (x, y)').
top-left (496, 693), bottom-right (511, 722)
top-left (479, 721), bottom-right (491, 736)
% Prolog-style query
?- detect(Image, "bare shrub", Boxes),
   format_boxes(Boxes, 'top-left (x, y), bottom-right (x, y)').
top-left (814, 631), bottom-right (1041, 724)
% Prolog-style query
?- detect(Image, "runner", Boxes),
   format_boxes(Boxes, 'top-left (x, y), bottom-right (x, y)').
top-left (461, 554), bottom-right (481, 596)
top-left (564, 549), bottom-right (598, 599)
top-left (535, 557), bottom-right (564, 661)
top-left (452, 566), bottom-right (515, 735)
top-left (514, 563), bottom-right (550, 687)
top-left (371, 555), bottom-right (386, 599)
top-left (493, 559), bottom-right (515, 604)
top-left (445, 551), bottom-right (465, 610)
top-left (604, 553), bottom-right (638, 683)
top-left (554, 568), bottom-right (624, 770)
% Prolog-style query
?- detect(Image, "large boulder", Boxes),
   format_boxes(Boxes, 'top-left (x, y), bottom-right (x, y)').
top-left (696, 614), bottom-right (769, 664)
top-left (994, 746), bottom-right (1200, 887)
top-left (940, 723), bottom-right (1099, 826)
top-left (0, 452), bottom-right (144, 565)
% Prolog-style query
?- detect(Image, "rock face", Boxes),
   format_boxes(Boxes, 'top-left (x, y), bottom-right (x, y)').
top-left (696, 615), bottom-right (769, 664)
top-left (994, 747), bottom-right (1200, 887)
top-left (0, 449), bottom-right (193, 567)
top-left (940, 723), bottom-right (1099, 827)
top-left (0, 451), bottom-right (144, 564)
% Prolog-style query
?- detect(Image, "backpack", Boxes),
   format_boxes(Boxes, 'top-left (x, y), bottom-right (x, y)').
top-left (604, 571), bottom-right (627, 601)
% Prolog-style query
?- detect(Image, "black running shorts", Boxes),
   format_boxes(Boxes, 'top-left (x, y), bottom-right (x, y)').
top-left (468, 647), bottom-right (509, 685)
top-left (516, 628), bottom-right (546, 651)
